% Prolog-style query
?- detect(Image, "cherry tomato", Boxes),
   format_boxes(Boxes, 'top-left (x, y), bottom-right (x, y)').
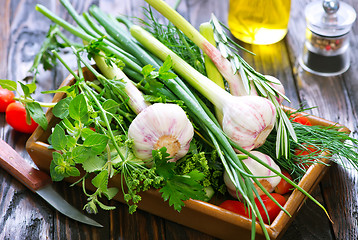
top-left (219, 200), bottom-right (249, 217)
top-left (274, 170), bottom-right (293, 195)
top-left (5, 102), bottom-right (38, 134)
top-left (290, 114), bottom-right (312, 126)
top-left (255, 193), bottom-right (286, 224)
top-left (0, 87), bottom-right (15, 112)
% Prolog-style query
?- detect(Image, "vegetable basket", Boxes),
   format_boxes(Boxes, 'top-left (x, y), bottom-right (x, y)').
top-left (26, 67), bottom-right (350, 240)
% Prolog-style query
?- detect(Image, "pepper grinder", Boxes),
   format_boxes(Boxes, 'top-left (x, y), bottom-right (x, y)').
top-left (299, 0), bottom-right (356, 76)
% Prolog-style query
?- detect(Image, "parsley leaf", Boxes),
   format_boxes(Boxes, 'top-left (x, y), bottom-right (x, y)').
top-left (153, 148), bottom-right (207, 212)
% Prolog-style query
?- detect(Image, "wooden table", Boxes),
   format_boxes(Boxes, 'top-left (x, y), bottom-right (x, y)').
top-left (1, 0), bottom-right (357, 239)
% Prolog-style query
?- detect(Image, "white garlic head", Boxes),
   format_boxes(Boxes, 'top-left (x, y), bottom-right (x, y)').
top-left (128, 103), bottom-right (194, 162)
top-left (224, 151), bottom-right (282, 199)
top-left (222, 95), bottom-right (276, 151)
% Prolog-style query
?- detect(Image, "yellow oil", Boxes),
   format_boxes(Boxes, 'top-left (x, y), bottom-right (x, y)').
top-left (228, 0), bottom-right (291, 45)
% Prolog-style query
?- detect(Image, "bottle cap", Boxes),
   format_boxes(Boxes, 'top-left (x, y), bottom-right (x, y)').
top-left (305, 0), bottom-right (356, 37)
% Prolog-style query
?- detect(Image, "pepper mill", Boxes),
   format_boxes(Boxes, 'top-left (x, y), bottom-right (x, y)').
top-left (299, 0), bottom-right (356, 76)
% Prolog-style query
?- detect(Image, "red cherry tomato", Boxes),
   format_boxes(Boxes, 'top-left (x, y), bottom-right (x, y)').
top-left (255, 193), bottom-right (286, 224)
top-left (0, 87), bottom-right (15, 112)
top-left (5, 102), bottom-right (38, 134)
top-left (291, 114), bottom-right (312, 126)
top-left (219, 200), bottom-right (249, 217)
top-left (274, 170), bottom-right (293, 195)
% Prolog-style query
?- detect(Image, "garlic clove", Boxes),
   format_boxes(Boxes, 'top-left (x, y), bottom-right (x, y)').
top-left (128, 103), bottom-right (194, 162)
top-left (224, 151), bottom-right (282, 199)
top-left (222, 95), bottom-right (276, 151)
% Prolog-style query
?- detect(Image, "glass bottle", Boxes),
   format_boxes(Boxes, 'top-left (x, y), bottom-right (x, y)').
top-left (228, 0), bottom-right (291, 45)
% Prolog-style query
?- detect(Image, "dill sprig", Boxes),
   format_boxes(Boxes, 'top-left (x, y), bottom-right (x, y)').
top-left (259, 114), bottom-right (358, 181)
top-left (141, 7), bottom-right (206, 75)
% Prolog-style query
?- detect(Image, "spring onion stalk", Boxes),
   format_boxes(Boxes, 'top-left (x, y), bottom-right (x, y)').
top-left (93, 54), bottom-right (150, 114)
top-left (199, 22), bottom-right (224, 124)
top-left (131, 25), bottom-right (276, 152)
top-left (35, 4), bottom-right (142, 72)
top-left (144, 0), bottom-right (248, 96)
top-left (59, 0), bottom-right (140, 65)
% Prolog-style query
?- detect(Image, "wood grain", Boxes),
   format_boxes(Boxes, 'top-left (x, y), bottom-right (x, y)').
top-left (0, 0), bottom-right (357, 239)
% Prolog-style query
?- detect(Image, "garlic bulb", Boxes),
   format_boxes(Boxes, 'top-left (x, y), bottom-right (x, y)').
top-left (224, 151), bottom-right (282, 199)
top-left (128, 103), bottom-right (194, 162)
top-left (222, 95), bottom-right (276, 151)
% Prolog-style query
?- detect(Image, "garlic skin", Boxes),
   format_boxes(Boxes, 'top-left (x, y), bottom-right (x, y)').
top-left (222, 95), bottom-right (276, 151)
top-left (224, 151), bottom-right (282, 199)
top-left (128, 103), bottom-right (194, 162)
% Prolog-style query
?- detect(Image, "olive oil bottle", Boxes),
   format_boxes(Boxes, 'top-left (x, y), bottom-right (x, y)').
top-left (228, 0), bottom-right (291, 45)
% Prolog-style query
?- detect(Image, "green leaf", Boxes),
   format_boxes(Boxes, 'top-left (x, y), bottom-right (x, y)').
top-left (159, 56), bottom-right (173, 73)
top-left (25, 102), bottom-right (48, 130)
top-left (82, 155), bottom-right (106, 172)
top-left (66, 135), bottom-right (77, 148)
top-left (53, 97), bottom-right (72, 119)
top-left (60, 118), bottom-right (75, 132)
top-left (158, 56), bottom-right (177, 80)
top-left (159, 171), bottom-right (206, 212)
top-left (19, 82), bottom-right (30, 97)
top-left (159, 71), bottom-right (177, 81)
top-left (50, 152), bottom-right (65, 181)
top-left (0, 79), bottom-right (17, 91)
top-left (51, 125), bottom-right (67, 150)
top-left (42, 85), bottom-right (71, 94)
top-left (83, 133), bottom-right (109, 154)
top-left (81, 128), bottom-right (96, 140)
top-left (26, 82), bottom-right (37, 94)
top-left (153, 148), bottom-right (206, 212)
top-left (103, 187), bottom-right (119, 200)
top-left (69, 94), bottom-right (89, 123)
top-left (66, 166), bottom-right (80, 177)
top-left (92, 170), bottom-right (108, 192)
top-left (153, 148), bottom-right (175, 179)
top-left (141, 64), bottom-right (155, 78)
top-left (72, 146), bottom-right (91, 163)
top-left (102, 99), bottom-right (119, 114)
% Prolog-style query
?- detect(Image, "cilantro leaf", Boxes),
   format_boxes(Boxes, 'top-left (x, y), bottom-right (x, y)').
top-left (153, 148), bottom-right (207, 212)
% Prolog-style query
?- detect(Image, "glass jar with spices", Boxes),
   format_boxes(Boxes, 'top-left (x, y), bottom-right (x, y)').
top-left (299, 0), bottom-right (356, 76)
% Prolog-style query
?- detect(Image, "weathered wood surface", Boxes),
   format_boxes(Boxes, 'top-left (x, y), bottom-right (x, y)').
top-left (0, 0), bottom-right (357, 239)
